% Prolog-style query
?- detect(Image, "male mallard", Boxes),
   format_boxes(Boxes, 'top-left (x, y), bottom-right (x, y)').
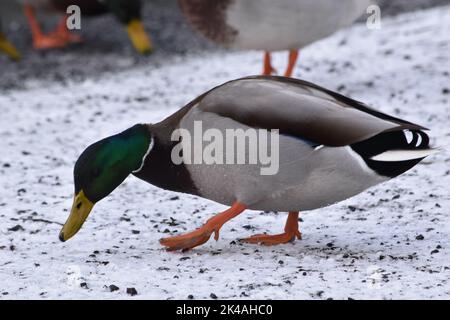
top-left (0, 23), bottom-right (20, 60)
top-left (178, 0), bottom-right (371, 76)
top-left (19, 0), bottom-right (152, 53)
top-left (59, 76), bottom-right (434, 251)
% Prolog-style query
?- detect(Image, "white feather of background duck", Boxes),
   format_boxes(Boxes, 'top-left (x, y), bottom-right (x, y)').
top-left (225, 0), bottom-right (373, 51)
top-left (179, 0), bottom-right (373, 76)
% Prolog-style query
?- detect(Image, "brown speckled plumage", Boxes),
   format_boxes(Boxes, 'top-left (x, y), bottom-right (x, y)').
top-left (178, 0), bottom-right (238, 45)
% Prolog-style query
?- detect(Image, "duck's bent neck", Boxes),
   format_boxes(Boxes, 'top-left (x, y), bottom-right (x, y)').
top-left (132, 121), bottom-right (199, 197)
top-left (112, 124), bottom-right (153, 174)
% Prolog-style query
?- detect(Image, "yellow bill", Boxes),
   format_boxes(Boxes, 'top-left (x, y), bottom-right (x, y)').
top-left (59, 190), bottom-right (94, 242)
top-left (126, 19), bottom-right (152, 54)
top-left (0, 33), bottom-right (20, 61)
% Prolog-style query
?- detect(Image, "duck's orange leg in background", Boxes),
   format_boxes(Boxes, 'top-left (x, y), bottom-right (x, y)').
top-left (241, 211), bottom-right (302, 245)
top-left (48, 15), bottom-right (83, 44)
top-left (160, 202), bottom-right (247, 252)
top-left (284, 50), bottom-right (299, 77)
top-left (262, 50), bottom-right (299, 77)
top-left (23, 4), bottom-right (80, 49)
top-left (262, 51), bottom-right (277, 75)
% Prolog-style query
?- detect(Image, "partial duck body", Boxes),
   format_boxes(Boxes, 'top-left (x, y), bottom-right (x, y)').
top-left (179, 0), bottom-right (372, 76)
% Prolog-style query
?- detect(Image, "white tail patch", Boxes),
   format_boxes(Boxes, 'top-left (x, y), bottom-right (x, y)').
top-left (404, 131), bottom-right (414, 144)
top-left (415, 134), bottom-right (423, 147)
top-left (371, 149), bottom-right (437, 162)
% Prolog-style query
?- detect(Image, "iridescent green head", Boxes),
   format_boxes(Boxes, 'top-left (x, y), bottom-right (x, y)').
top-left (59, 124), bottom-right (153, 242)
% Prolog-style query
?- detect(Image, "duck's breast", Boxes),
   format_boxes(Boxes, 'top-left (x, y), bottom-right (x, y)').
top-left (226, 0), bottom-right (371, 51)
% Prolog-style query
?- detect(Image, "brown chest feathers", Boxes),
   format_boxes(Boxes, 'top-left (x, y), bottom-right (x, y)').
top-left (178, 0), bottom-right (238, 45)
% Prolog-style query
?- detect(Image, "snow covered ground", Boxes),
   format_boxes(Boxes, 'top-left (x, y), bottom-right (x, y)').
top-left (0, 5), bottom-right (449, 299)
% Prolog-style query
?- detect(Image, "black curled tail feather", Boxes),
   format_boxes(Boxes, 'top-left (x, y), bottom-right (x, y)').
top-left (351, 130), bottom-right (431, 178)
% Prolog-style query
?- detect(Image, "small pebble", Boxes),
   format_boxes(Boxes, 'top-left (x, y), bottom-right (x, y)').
top-left (126, 288), bottom-right (138, 296)
top-left (8, 225), bottom-right (24, 232)
top-left (109, 285), bottom-right (119, 292)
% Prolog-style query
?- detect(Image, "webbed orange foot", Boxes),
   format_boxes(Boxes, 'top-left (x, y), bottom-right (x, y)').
top-left (240, 230), bottom-right (302, 246)
top-left (240, 211), bottom-right (302, 246)
top-left (160, 202), bottom-right (247, 252)
top-left (24, 5), bottom-right (81, 50)
top-left (160, 228), bottom-right (215, 252)
top-left (48, 17), bottom-right (83, 45)
top-left (32, 35), bottom-right (69, 50)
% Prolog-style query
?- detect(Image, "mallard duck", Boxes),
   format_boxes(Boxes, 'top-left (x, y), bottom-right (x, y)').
top-left (178, 0), bottom-right (371, 76)
top-left (19, 0), bottom-right (152, 53)
top-left (59, 76), bottom-right (434, 251)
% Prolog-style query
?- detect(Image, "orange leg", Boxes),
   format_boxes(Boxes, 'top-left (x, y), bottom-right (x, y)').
top-left (160, 202), bottom-right (247, 252)
top-left (23, 4), bottom-right (71, 49)
top-left (262, 51), bottom-right (277, 75)
top-left (48, 16), bottom-right (83, 44)
top-left (284, 50), bottom-right (299, 77)
top-left (241, 211), bottom-right (302, 246)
